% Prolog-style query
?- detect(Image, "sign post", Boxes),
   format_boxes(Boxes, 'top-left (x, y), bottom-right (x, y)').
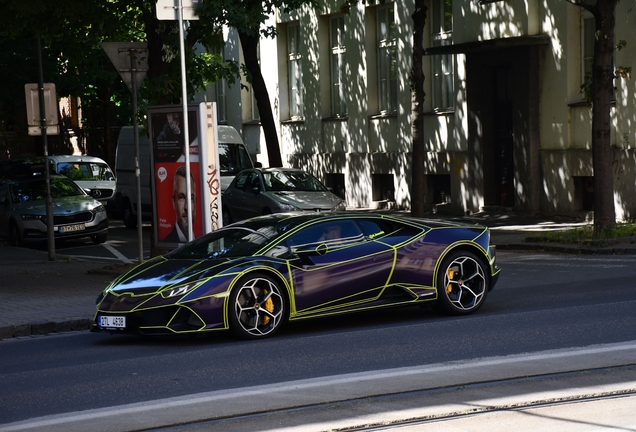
top-left (156, 0), bottom-right (199, 242)
top-left (103, 42), bottom-right (148, 263)
top-left (24, 38), bottom-right (60, 260)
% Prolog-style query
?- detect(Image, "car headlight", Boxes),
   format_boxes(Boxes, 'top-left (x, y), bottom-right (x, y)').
top-left (21, 214), bottom-right (45, 221)
top-left (277, 202), bottom-right (301, 211)
top-left (332, 202), bottom-right (347, 211)
top-left (161, 282), bottom-right (202, 298)
top-left (93, 204), bottom-right (106, 213)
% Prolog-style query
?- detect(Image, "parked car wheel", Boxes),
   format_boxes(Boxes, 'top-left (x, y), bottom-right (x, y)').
top-left (229, 273), bottom-right (285, 339)
top-left (436, 250), bottom-right (488, 315)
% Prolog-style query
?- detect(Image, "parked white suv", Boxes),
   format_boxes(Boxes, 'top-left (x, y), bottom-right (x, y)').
top-left (48, 155), bottom-right (116, 209)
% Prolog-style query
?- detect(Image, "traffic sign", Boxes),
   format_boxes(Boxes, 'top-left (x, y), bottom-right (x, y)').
top-left (24, 83), bottom-right (58, 127)
top-left (156, 0), bottom-right (200, 20)
top-left (102, 42), bottom-right (148, 93)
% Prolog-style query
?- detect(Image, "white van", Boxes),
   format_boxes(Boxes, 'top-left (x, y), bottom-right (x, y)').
top-left (48, 155), bottom-right (117, 208)
top-left (115, 125), bottom-right (256, 228)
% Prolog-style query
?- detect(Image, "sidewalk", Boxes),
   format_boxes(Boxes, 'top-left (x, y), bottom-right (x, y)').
top-left (1, 210), bottom-right (635, 340)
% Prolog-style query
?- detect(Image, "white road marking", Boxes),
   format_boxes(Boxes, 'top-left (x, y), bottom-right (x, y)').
top-left (102, 244), bottom-right (134, 264)
top-left (2, 341), bottom-right (636, 431)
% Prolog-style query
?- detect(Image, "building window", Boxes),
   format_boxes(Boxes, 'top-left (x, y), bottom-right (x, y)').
top-left (288, 23), bottom-right (303, 119)
top-left (372, 173), bottom-right (395, 202)
top-left (330, 16), bottom-right (348, 117)
top-left (376, 4), bottom-right (397, 114)
top-left (431, 0), bottom-right (454, 110)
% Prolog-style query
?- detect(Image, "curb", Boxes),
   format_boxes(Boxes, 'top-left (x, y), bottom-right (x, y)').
top-left (497, 242), bottom-right (636, 255)
top-left (0, 319), bottom-right (92, 340)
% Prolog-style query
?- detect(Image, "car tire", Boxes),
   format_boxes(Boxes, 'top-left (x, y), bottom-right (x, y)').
top-left (436, 250), bottom-right (489, 315)
top-left (92, 233), bottom-right (108, 244)
top-left (122, 200), bottom-right (137, 229)
top-left (228, 273), bottom-right (286, 339)
top-left (9, 221), bottom-right (22, 247)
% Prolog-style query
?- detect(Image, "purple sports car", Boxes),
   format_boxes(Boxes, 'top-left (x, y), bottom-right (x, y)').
top-left (92, 212), bottom-right (500, 339)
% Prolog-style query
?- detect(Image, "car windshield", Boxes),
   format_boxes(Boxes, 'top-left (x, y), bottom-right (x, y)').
top-left (10, 177), bottom-right (85, 203)
top-left (56, 162), bottom-right (115, 181)
top-left (219, 143), bottom-right (253, 176)
top-left (263, 171), bottom-right (327, 192)
top-left (168, 222), bottom-right (286, 260)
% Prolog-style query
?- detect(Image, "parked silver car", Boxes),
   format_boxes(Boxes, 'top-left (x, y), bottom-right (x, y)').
top-left (0, 174), bottom-right (109, 246)
top-left (48, 155), bottom-right (116, 207)
top-left (222, 168), bottom-right (346, 224)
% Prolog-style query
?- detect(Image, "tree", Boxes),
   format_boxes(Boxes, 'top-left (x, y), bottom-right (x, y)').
top-left (567, 0), bottom-right (619, 235)
top-left (410, 0), bottom-right (427, 217)
top-left (339, 0), bottom-right (428, 215)
top-left (196, 0), bottom-right (317, 168)
top-left (0, 0), bottom-right (240, 164)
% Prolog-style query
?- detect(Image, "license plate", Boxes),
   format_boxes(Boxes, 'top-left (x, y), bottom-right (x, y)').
top-left (99, 316), bottom-right (126, 328)
top-left (58, 223), bottom-right (85, 233)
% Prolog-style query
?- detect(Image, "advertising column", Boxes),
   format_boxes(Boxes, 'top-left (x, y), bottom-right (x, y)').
top-left (149, 105), bottom-right (203, 249)
top-left (198, 102), bottom-right (223, 233)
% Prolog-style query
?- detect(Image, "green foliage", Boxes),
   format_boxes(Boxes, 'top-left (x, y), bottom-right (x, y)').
top-left (529, 223), bottom-right (636, 243)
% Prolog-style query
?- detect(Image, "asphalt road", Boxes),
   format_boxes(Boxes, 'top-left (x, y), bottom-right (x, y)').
top-left (1, 251), bottom-right (636, 430)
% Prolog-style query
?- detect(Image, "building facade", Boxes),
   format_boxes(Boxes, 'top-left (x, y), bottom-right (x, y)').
top-left (208, 0), bottom-right (636, 220)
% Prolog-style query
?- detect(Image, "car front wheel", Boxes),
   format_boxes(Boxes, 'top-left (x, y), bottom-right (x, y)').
top-left (436, 250), bottom-right (488, 315)
top-left (229, 273), bottom-right (285, 339)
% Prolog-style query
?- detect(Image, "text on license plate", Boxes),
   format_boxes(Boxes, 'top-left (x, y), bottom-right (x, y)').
top-left (58, 223), bottom-right (86, 233)
top-left (100, 316), bottom-right (126, 328)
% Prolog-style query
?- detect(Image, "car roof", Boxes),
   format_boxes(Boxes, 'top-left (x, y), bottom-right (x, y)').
top-left (246, 167), bottom-right (306, 174)
top-left (48, 155), bottom-right (109, 164)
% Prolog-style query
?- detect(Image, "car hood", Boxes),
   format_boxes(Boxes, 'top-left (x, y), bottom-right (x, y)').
top-left (266, 191), bottom-right (343, 210)
top-left (13, 195), bottom-right (102, 215)
top-left (109, 256), bottom-right (235, 294)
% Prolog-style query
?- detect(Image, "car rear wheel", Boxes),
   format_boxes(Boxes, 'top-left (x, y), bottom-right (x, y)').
top-left (9, 221), bottom-right (22, 247)
top-left (229, 273), bottom-right (285, 339)
top-left (436, 250), bottom-right (488, 315)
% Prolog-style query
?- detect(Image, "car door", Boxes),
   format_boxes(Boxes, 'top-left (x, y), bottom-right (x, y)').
top-left (226, 170), bottom-right (263, 221)
top-left (286, 219), bottom-right (395, 315)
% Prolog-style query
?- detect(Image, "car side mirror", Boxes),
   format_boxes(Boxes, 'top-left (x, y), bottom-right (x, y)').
top-left (254, 162), bottom-right (262, 168)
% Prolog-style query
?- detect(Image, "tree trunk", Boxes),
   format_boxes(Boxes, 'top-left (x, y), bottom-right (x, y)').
top-left (239, 30), bottom-right (283, 168)
top-left (590, 0), bottom-right (617, 235)
top-left (410, 0), bottom-right (427, 217)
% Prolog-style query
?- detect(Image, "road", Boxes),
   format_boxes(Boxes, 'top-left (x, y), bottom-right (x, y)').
top-left (1, 251), bottom-right (636, 430)
top-left (29, 219), bottom-right (153, 264)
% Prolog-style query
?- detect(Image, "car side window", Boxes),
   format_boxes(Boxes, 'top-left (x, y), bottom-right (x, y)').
top-left (247, 172), bottom-right (262, 191)
top-left (288, 220), bottom-right (364, 250)
top-left (357, 218), bottom-right (421, 243)
top-left (234, 172), bottom-right (250, 189)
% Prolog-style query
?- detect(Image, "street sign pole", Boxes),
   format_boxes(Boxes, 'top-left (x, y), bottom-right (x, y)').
top-left (130, 51), bottom-right (144, 264)
top-left (177, 0), bottom-right (193, 242)
top-left (156, 0), bottom-right (199, 243)
top-left (102, 42), bottom-right (148, 263)
top-left (37, 37), bottom-right (55, 261)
